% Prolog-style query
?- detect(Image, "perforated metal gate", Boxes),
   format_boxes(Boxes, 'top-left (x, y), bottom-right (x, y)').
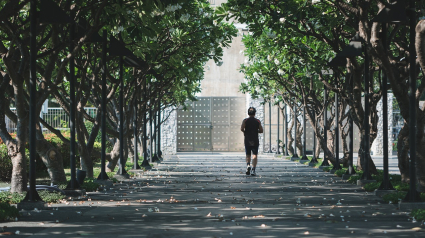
top-left (177, 97), bottom-right (246, 152)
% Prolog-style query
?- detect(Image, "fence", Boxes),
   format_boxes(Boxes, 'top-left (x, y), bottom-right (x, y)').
top-left (6, 107), bottom-right (97, 134)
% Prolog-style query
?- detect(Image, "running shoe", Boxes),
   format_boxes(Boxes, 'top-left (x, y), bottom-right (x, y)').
top-left (246, 166), bottom-right (251, 175)
top-left (251, 169), bottom-right (256, 176)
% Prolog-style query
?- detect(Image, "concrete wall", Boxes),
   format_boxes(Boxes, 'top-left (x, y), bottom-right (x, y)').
top-left (161, 1), bottom-right (265, 155)
top-left (197, 28), bottom-right (246, 97)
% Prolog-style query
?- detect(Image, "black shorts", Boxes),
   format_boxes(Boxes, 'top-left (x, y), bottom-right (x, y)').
top-left (245, 145), bottom-right (259, 156)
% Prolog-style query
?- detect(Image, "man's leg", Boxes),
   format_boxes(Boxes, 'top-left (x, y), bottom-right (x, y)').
top-left (251, 146), bottom-right (259, 176)
top-left (245, 146), bottom-right (252, 175)
top-left (252, 154), bottom-right (257, 168)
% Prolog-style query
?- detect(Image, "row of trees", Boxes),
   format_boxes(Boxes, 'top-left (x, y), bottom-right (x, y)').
top-left (220, 0), bottom-right (425, 190)
top-left (0, 0), bottom-right (237, 192)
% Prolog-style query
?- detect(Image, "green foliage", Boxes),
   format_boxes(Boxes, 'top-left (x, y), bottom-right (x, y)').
top-left (411, 209), bottom-right (425, 221)
top-left (363, 182), bottom-right (381, 192)
top-left (0, 191), bottom-right (65, 204)
top-left (371, 170), bottom-right (384, 182)
top-left (322, 166), bottom-right (332, 172)
top-left (80, 178), bottom-right (101, 192)
top-left (382, 192), bottom-right (407, 204)
top-left (334, 168), bottom-right (347, 177)
top-left (85, 122), bottom-right (114, 153)
top-left (0, 144), bottom-right (13, 181)
top-left (56, 182), bottom-right (68, 190)
top-left (393, 182), bottom-right (410, 191)
top-left (0, 192), bottom-right (25, 204)
top-left (38, 191), bottom-right (66, 203)
top-left (0, 202), bottom-right (19, 222)
top-left (389, 174), bottom-right (402, 183)
top-left (347, 171), bottom-right (363, 184)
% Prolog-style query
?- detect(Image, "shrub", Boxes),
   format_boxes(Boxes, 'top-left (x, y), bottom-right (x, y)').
top-left (0, 144), bottom-right (13, 181)
top-left (411, 209), bottom-right (425, 221)
top-left (347, 171), bottom-right (363, 184)
top-left (372, 170), bottom-right (384, 182)
top-left (38, 190), bottom-right (66, 203)
top-left (393, 181), bottom-right (410, 191)
top-left (334, 168), bottom-right (347, 177)
top-left (322, 166), bottom-right (332, 172)
top-left (1, 131), bottom-right (109, 182)
top-left (382, 191), bottom-right (407, 204)
top-left (80, 178), bottom-right (101, 192)
top-left (0, 202), bottom-right (19, 221)
top-left (0, 190), bottom-right (65, 204)
top-left (363, 182), bottom-right (380, 192)
top-left (389, 174), bottom-right (402, 183)
top-left (0, 192), bottom-right (25, 204)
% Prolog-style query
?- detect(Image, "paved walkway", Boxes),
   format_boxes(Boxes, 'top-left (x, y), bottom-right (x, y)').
top-left (2, 153), bottom-right (423, 237)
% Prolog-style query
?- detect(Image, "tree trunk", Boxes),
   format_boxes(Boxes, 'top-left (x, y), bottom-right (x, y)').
top-left (106, 140), bottom-right (120, 172)
top-left (35, 127), bottom-right (66, 183)
top-left (296, 121), bottom-right (303, 156)
top-left (340, 128), bottom-right (349, 167)
top-left (314, 133), bottom-right (321, 160)
top-left (356, 130), bottom-right (378, 175)
top-left (397, 124), bottom-right (410, 183)
top-left (327, 130), bottom-right (334, 158)
top-left (287, 118), bottom-right (294, 156)
top-left (416, 134), bottom-right (425, 192)
top-left (8, 141), bottom-right (27, 193)
top-left (414, 20), bottom-right (425, 192)
top-left (128, 137), bottom-right (134, 163)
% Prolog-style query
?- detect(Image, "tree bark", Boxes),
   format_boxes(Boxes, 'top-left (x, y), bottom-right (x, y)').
top-left (35, 126), bottom-right (66, 183)
top-left (397, 124), bottom-right (410, 183)
top-left (106, 140), bottom-right (120, 172)
top-left (287, 118), bottom-right (295, 156)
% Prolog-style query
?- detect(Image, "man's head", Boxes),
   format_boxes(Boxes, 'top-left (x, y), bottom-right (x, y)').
top-left (248, 107), bottom-right (256, 116)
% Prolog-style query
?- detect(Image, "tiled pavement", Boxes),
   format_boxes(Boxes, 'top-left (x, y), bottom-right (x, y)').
top-left (1, 153), bottom-right (423, 238)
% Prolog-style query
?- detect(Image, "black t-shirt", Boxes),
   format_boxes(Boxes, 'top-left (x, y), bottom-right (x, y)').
top-left (242, 117), bottom-right (260, 146)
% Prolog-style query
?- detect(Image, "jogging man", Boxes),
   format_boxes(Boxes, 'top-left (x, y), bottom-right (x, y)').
top-left (240, 107), bottom-right (263, 176)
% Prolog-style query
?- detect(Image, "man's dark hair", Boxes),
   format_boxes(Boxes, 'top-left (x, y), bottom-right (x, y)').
top-left (248, 107), bottom-right (256, 115)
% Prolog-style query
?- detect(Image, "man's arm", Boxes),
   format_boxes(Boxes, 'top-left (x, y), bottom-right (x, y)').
top-left (240, 119), bottom-right (246, 132)
top-left (258, 121), bottom-right (264, 133)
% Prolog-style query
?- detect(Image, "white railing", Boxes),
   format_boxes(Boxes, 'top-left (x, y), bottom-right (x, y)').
top-left (6, 107), bottom-right (97, 134)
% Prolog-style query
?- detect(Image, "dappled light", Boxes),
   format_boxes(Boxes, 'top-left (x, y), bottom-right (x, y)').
top-left (1, 154), bottom-right (421, 237)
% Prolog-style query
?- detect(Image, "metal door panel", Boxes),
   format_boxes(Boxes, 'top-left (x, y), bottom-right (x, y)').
top-left (177, 97), bottom-right (245, 152)
top-left (229, 98), bottom-right (245, 124)
top-left (229, 124), bottom-right (244, 152)
top-left (177, 102), bottom-right (194, 124)
top-left (212, 97), bottom-right (229, 125)
top-left (194, 125), bottom-right (211, 151)
top-left (212, 125), bottom-right (229, 151)
top-left (194, 98), bottom-right (211, 124)
top-left (177, 125), bottom-right (193, 151)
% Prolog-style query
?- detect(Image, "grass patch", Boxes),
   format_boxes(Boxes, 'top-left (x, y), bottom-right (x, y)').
top-left (313, 158), bottom-right (323, 168)
top-left (0, 202), bottom-right (19, 221)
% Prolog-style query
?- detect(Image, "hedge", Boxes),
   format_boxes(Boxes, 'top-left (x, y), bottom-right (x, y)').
top-left (0, 131), bottom-right (112, 182)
